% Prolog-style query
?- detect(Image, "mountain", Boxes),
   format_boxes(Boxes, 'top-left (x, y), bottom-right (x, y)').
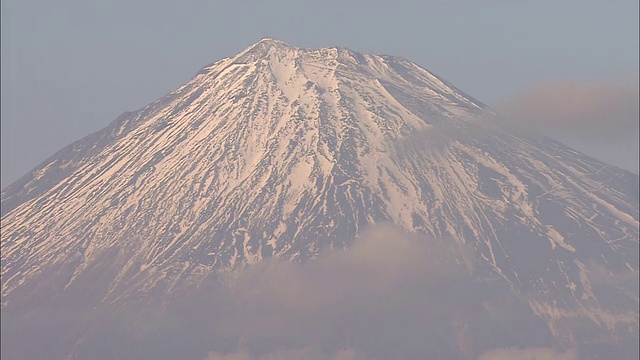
top-left (1, 38), bottom-right (638, 359)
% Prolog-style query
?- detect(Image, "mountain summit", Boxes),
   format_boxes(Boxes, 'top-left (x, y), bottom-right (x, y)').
top-left (1, 39), bottom-right (638, 357)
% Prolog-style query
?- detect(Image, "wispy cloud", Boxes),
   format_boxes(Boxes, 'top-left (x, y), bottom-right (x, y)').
top-left (495, 80), bottom-right (639, 173)
top-left (497, 80), bottom-right (639, 138)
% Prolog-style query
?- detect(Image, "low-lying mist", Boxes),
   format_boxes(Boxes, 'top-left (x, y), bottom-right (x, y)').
top-left (1, 224), bottom-right (633, 360)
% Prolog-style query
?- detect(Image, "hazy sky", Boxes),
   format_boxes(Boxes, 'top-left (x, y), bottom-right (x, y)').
top-left (2, 0), bottom-right (639, 188)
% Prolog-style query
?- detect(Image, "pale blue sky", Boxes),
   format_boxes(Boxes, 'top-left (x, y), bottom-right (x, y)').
top-left (2, 0), bottom-right (639, 187)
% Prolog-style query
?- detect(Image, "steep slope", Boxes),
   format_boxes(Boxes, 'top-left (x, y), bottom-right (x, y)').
top-left (1, 39), bottom-right (638, 345)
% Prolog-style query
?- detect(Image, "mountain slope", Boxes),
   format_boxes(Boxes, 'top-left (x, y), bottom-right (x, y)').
top-left (2, 39), bottom-right (638, 348)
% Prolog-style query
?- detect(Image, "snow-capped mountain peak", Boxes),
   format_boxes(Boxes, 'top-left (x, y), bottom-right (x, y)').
top-left (1, 40), bottom-right (637, 350)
